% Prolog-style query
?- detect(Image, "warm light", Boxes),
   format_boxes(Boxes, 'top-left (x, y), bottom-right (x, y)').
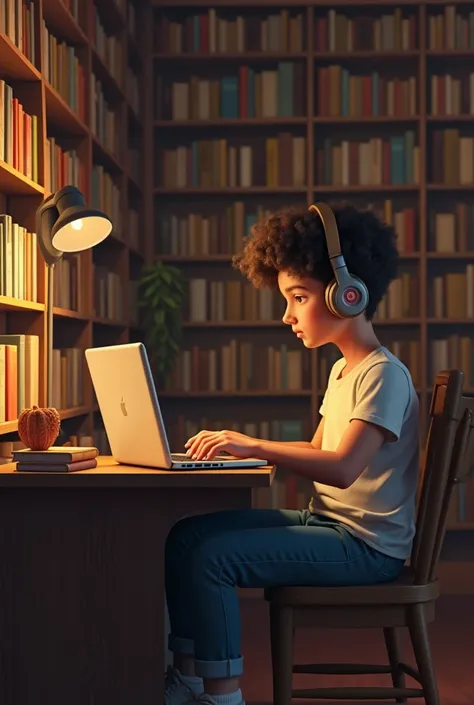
top-left (52, 215), bottom-right (112, 252)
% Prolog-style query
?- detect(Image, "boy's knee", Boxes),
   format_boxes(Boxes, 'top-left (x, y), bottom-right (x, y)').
top-left (191, 534), bottom-right (235, 584)
top-left (165, 514), bottom-right (200, 556)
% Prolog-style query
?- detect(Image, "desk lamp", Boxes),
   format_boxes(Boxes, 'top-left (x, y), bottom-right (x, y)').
top-left (36, 185), bottom-right (113, 407)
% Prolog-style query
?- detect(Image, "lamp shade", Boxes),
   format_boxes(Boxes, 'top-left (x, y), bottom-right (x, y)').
top-left (50, 185), bottom-right (112, 253)
top-left (51, 208), bottom-right (112, 252)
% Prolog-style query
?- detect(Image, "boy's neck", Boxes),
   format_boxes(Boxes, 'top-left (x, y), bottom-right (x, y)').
top-left (334, 319), bottom-right (382, 377)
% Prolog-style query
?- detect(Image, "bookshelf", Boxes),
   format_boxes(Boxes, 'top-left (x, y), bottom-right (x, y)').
top-left (0, 0), bottom-right (148, 454)
top-left (149, 0), bottom-right (474, 572)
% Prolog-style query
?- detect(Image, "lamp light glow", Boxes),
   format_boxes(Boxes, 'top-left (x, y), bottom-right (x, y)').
top-left (36, 185), bottom-right (113, 409)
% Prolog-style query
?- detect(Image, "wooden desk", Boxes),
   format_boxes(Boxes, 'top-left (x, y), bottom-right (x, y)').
top-left (0, 456), bottom-right (275, 705)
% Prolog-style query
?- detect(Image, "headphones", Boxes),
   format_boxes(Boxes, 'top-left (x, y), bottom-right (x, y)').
top-left (308, 203), bottom-right (369, 319)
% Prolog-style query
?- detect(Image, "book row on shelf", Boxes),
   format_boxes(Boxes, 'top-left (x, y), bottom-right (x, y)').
top-left (317, 69), bottom-right (418, 119)
top-left (158, 131), bottom-right (422, 189)
top-left (160, 134), bottom-right (306, 190)
top-left (93, 266), bottom-right (124, 321)
top-left (92, 267), bottom-right (138, 325)
top-left (154, 8), bottom-right (418, 54)
top-left (1, 0), bottom-right (141, 123)
top-left (0, 214), bottom-right (38, 302)
top-left (45, 139), bottom-right (87, 197)
top-left (0, 0), bottom-right (37, 66)
top-left (92, 2), bottom-right (124, 88)
top-left (56, 0), bottom-right (139, 44)
top-left (0, 213), bottom-right (142, 307)
top-left (159, 66), bottom-right (474, 122)
top-left (156, 201), bottom-right (472, 257)
top-left (90, 166), bottom-right (122, 228)
top-left (0, 77), bottom-right (135, 205)
top-left (165, 335), bottom-right (474, 394)
top-left (158, 63), bottom-right (306, 121)
top-left (154, 6), bottom-right (474, 54)
top-left (0, 338), bottom-right (85, 422)
top-left (91, 77), bottom-right (122, 158)
top-left (51, 348), bottom-right (84, 410)
top-left (0, 335), bottom-right (39, 421)
top-left (431, 267), bottom-right (474, 319)
top-left (167, 342), bottom-right (312, 394)
top-left (42, 26), bottom-right (87, 122)
top-left (184, 273), bottom-right (422, 323)
top-left (433, 130), bottom-right (474, 186)
top-left (0, 80), bottom-right (40, 183)
top-left (157, 129), bottom-right (474, 188)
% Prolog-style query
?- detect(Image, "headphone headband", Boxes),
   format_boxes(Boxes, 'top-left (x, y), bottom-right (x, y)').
top-left (308, 202), bottom-right (369, 318)
top-left (308, 202), bottom-right (346, 278)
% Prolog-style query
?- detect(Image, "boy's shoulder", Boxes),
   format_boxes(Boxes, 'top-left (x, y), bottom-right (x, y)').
top-left (329, 347), bottom-right (415, 391)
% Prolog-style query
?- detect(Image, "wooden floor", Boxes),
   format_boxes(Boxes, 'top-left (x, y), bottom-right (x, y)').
top-left (240, 594), bottom-right (473, 705)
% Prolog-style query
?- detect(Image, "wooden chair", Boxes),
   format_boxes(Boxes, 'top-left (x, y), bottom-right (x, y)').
top-left (264, 369), bottom-right (474, 705)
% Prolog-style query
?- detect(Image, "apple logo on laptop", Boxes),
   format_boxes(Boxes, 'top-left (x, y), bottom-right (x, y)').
top-left (120, 397), bottom-right (128, 416)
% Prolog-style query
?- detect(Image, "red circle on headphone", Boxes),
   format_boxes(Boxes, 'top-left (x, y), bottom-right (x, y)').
top-left (343, 287), bottom-right (361, 306)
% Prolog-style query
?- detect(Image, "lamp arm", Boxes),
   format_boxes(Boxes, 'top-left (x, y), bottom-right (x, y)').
top-left (36, 198), bottom-right (64, 407)
top-left (46, 263), bottom-right (54, 408)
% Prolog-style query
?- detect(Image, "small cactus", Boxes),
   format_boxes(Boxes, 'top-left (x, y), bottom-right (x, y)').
top-left (18, 405), bottom-right (61, 450)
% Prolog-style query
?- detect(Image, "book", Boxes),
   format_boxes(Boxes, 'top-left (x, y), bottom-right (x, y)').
top-left (12, 446), bottom-right (98, 463)
top-left (16, 458), bottom-right (98, 473)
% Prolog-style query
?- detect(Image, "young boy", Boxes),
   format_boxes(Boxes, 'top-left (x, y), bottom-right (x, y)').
top-left (164, 202), bottom-right (420, 705)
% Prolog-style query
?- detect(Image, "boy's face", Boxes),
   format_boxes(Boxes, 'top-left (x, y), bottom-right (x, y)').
top-left (278, 270), bottom-right (347, 348)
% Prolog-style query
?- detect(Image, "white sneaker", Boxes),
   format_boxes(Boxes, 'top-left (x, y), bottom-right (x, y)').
top-left (164, 666), bottom-right (201, 705)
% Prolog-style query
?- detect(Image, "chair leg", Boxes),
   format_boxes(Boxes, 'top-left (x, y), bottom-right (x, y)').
top-left (383, 627), bottom-right (407, 703)
top-left (269, 603), bottom-right (294, 705)
top-left (408, 604), bottom-right (440, 705)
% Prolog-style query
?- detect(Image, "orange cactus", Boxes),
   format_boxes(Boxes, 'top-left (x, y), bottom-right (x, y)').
top-left (18, 405), bottom-right (61, 451)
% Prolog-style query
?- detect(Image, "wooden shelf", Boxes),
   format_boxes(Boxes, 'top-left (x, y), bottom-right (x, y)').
top-left (154, 118), bottom-right (307, 128)
top-left (154, 187), bottom-right (308, 195)
top-left (0, 32), bottom-right (41, 81)
top-left (150, 0), bottom-right (474, 580)
top-left (0, 160), bottom-right (44, 196)
top-left (44, 82), bottom-right (89, 136)
top-left (0, 296), bottom-right (44, 313)
top-left (154, 51), bottom-right (307, 61)
top-left (0, 405), bottom-right (93, 437)
top-left (0, 1), bottom-right (147, 441)
top-left (41, 0), bottom-right (88, 45)
top-left (52, 306), bottom-right (90, 321)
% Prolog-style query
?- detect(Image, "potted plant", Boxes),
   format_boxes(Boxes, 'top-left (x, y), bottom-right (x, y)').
top-left (137, 261), bottom-right (186, 385)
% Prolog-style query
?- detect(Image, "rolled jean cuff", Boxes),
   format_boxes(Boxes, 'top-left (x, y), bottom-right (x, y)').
top-left (195, 655), bottom-right (244, 679)
top-left (168, 633), bottom-right (195, 655)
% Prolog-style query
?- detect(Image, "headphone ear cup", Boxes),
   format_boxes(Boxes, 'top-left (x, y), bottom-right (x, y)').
top-left (325, 276), bottom-right (369, 318)
top-left (325, 279), bottom-right (343, 318)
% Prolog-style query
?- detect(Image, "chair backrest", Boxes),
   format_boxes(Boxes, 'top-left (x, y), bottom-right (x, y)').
top-left (411, 369), bottom-right (474, 584)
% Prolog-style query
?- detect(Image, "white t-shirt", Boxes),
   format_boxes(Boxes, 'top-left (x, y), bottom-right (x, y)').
top-left (309, 346), bottom-right (420, 560)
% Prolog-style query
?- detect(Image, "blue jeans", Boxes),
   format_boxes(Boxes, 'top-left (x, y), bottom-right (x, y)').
top-left (164, 508), bottom-right (404, 679)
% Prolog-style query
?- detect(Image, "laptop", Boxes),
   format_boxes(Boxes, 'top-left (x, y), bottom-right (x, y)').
top-left (84, 342), bottom-right (269, 470)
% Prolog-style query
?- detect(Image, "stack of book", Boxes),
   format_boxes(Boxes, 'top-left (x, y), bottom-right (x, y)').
top-left (13, 446), bottom-right (98, 472)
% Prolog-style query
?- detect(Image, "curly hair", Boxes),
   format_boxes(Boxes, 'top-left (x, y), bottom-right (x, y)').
top-left (232, 202), bottom-right (399, 320)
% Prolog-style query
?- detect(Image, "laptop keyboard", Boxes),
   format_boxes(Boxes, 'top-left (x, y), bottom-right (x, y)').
top-left (171, 453), bottom-right (189, 461)
top-left (171, 453), bottom-right (230, 462)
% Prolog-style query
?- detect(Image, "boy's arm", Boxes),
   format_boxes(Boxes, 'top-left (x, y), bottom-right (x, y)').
top-left (254, 419), bottom-right (385, 489)
top-left (256, 418), bottom-right (325, 450)
top-left (254, 362), bottom-right (412, 488)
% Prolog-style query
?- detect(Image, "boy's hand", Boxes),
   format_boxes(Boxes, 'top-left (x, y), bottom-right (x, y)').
top-left (184, 429), bottom-right (259, 461)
